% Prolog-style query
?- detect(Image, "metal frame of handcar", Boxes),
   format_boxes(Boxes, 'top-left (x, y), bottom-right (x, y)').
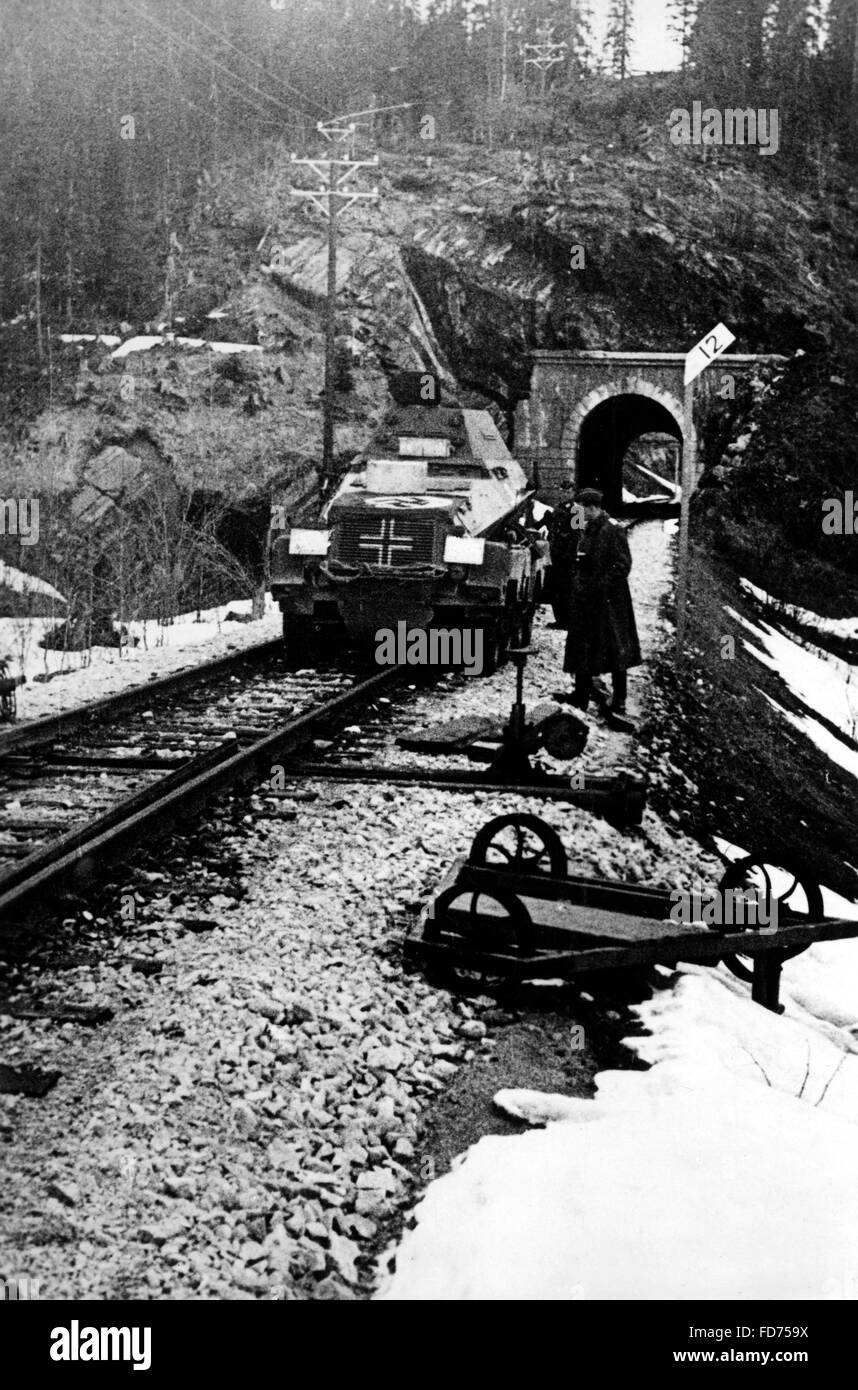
top-left (403, 813), bottom-right (858, 1012)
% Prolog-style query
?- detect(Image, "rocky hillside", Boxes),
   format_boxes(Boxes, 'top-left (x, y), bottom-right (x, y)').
top-left (1, 123), bottom-right (856, 612)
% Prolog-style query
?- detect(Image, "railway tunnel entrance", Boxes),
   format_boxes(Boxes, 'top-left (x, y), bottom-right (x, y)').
top-left (514, 349), bottom-right (781, 516)
top-left (575, 392), bottom-right (683, 515)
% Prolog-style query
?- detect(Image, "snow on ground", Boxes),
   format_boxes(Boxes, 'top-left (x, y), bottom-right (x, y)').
top-left (725, 604), bottom-right (858, 743)
top-left (740, 578), bottom-right (858, 643)
top-left (58, 333), bottom-right (122, 348)
top-left (378, 962), bottom-right (858, 1301)
top-left (110, 336), bottom-right (262, 359)
top-left (758, 689), bottom-right (858, 782)
top-left (0, 561), bottom-right (64, 603)
top-left (0, 596), bottom-right (281, 725)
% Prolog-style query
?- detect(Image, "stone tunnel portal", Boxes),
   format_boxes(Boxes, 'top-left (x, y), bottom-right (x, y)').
top-left (575, 392), bottom-right (684, 514)
top-left (517, 351), bottom-right (784, 517)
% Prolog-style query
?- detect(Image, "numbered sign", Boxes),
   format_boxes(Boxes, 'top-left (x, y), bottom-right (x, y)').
top-left (684, 323), bottom-right (736, 385)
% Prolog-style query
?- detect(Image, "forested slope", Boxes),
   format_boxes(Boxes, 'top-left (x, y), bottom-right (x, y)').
top-left (0, 0), bottom-right (856, 620)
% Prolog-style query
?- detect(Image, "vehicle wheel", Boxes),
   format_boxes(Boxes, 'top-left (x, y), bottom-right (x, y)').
top-left (482, 618), bottom-right (511, 674)
top-left (282, 615), bottom-right (318, 666)
top-left (715, 855), bottom-right (824, 983)
top-left (427, 883), bottom-right (534, 956)
top-left (468, 812), bottom-right (567, 879)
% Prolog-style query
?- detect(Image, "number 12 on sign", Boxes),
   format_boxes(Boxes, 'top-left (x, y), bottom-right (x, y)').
top-left (684, 323), bottom-right (736, 384)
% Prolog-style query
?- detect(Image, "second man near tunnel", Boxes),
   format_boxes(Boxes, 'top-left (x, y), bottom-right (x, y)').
top-left (562, 488), bottom-right (641, 717)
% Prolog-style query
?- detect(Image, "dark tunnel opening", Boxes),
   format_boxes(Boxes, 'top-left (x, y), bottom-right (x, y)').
top-left (577, 393), bottom-right (683, 516)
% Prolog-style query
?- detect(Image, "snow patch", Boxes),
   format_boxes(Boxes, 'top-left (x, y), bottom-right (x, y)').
top-left (59, 333), bottom-right (122, 348)
top-left (493, 1089), bottom-right (589, 1126)
top-left (379, 1057), bottom-right (858, 1300)
top-left (757, 688), bottom-right (858, 782)
top-left (0, 562), bottom-right (65, 603)
top-left (379, 965), bottom-right (858, 1301)
top-left (111, 336), bottom-right (262, 359)
top-left (740, 578), bottom-right (858, 643)
top-left (724, 604), bottom-right (857, 742)
top-left (207, 341), bottom-right (263, 355)
top-left (0, 595), bottom-right (279, 721)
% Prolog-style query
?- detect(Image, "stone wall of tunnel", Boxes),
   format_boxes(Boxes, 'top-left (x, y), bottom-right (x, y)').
top-left (512, 355), bottom-right (769, 511)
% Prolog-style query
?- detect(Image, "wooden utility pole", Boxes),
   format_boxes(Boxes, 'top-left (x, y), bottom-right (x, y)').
top-left (33, 235), bottom-right (44, 364)
top-left (676, 324), bottom-right (735, 661)
top-left (852, 0), bottom-right (858, 135)
top-left (523, 33), bottom-right (567, 177)
top-left (323, 157), bottom-right (338, 479)
top-left (499, 0), bottom-right (510, 102)
top-left (675, 379), bottom-right (696, 660)
top-left (290, 125), bottom-right (378, 481)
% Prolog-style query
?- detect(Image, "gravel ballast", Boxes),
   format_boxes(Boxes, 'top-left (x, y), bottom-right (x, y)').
top-left (0, 522), bottom-right (726, 1299)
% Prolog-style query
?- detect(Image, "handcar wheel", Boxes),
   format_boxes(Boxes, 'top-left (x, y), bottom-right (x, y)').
top-left (715, 855), bottom-right (824, 984)
top-left (468, 813), bottom-right (567, 880)
top-left (428, 883), bottom-right (534, 956)
top-left (426, 884), bottom-right (533, 998)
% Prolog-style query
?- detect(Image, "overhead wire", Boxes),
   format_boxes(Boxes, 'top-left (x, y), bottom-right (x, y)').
top-left (65, 1), bottom-right (437, 146)
top-left (169, 0), bottom-right (332, 118)
top-left (75, 0), bottom-right (287, 129)
top-left (60, 8), bottom-right (222, 129)
top-left (121, 0), bottom-right (315, 125)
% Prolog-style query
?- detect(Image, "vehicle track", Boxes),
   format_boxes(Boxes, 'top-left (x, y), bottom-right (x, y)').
top-left (0, 642), bottom-right (404, 923)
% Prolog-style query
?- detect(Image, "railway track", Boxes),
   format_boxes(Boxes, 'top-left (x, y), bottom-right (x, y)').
top-left (0, 642), bottom-right (403, 923)
top-left (0, 623), bottom-right (647, 927)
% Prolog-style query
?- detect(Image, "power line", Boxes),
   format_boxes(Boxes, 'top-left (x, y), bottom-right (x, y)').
top-left (326, 101), bottom-right (415, 124)
top-left (523, 31), bottom-right (567, 174)
top-left (289, 139), bottom-right (379, 475)
top-left (170, 0), bottom-right (331, 118)
top-left (62, 9), bottom-right (220, 129)
top-left (120, 0), bottom-right (311, 125)
top-left (76, 0), bottom-right (289, 129)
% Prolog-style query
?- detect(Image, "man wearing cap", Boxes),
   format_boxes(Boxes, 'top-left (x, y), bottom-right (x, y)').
top-left (563, 488), bottom-right (641, 717)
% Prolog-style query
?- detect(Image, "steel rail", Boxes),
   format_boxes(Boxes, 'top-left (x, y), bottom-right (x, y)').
top-left (0, 638), bottom-right (285, 758)
top-left (0, 665), bottom-right (401, 923)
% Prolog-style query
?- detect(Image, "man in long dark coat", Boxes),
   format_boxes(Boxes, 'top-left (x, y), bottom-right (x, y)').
top-left (546, 479), bottom-right (578, 627)
top-left (563, 488), bottom-right (641, 715)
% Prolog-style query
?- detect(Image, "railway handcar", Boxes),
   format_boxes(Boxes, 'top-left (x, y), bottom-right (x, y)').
top-left (270, 399), bottom-right (548, 669)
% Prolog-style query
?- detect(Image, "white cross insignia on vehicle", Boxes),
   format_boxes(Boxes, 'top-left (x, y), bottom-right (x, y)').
top-left (358, 518), bottom-right (414, 566)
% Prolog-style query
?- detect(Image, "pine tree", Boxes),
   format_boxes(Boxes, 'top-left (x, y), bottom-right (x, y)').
top-left (689, 0), bottom-right (768, 96)
top-left (667, 0), bottom-right (698, 73)
top-left (606, 0), bottom-right (634, 81)
top-left (826, 0), bottom-right (858, 119)
top-left (767, 1), bottom-right (820, 95)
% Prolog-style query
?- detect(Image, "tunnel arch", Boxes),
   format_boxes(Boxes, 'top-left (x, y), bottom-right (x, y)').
top-left (560, 379), bottom-right (685, 514)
